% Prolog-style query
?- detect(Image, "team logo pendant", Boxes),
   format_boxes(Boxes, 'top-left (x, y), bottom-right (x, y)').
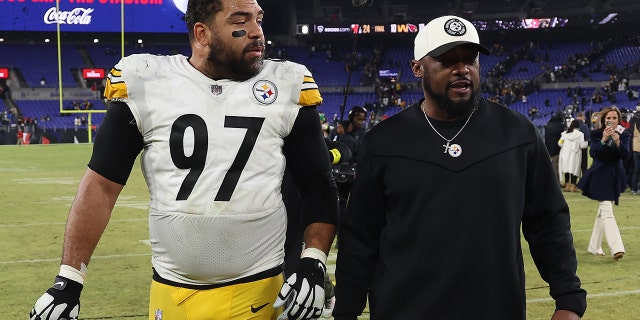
top-left (211, 84), bottom-right (223, 95)
top-left (447, 143), bottom-right (462, 157)
top-left (253, 80), bottom-right (278, 105)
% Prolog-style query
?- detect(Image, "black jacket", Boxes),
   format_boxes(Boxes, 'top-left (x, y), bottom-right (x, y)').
top-left (544, 115), bottom-right (565, 156)
top-left (334, 99), bottom-right (586, 319)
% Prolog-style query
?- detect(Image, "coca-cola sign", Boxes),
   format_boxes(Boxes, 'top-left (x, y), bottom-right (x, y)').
top-left (0, 1), bottom-right (189, 33)
top-left (43, 7), bottom-right (94, 25)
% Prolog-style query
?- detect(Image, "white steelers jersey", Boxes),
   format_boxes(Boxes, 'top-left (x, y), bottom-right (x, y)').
top-left (104, 54), bottom-right (322, 285)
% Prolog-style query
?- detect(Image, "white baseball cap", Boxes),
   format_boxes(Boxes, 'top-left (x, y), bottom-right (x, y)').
top-left (414, 15), bottom-right (490, 60)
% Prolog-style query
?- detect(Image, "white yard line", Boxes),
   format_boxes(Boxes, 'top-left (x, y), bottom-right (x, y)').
top-left (0, 253), bottom-right (150, 265)
top-left (528, 289), bottom-right (640, 303)
top-left (0, 218), bottom-right (147, 227)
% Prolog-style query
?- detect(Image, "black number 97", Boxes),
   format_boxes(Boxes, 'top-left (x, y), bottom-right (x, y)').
top-left (169, 114), bottom-right (265, 201)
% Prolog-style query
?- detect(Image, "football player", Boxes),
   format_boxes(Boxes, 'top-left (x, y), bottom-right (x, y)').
top-left (29, 1), bottom-right (337, 319)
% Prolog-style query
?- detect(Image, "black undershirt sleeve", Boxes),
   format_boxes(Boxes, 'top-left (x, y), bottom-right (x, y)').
top-left (88, 101), bottom-right (144, 185)
top-left (283, 106), bottom-right (339, 227)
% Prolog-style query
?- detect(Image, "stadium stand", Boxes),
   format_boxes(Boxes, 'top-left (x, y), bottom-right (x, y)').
top-left (3, 44), bottom-right (85, 88)
top-left (2, 0), bottom-right (640, 144)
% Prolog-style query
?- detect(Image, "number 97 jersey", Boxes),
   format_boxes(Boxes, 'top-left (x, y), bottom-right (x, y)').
top-left (104, 54), bottom-right (323, 285)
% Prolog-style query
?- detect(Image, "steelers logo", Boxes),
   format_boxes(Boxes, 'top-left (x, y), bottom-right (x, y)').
top-left (448, 143), bottom-right (462, 157)
top-left (444, 18), bottom-right (466, 36)
top-left (252, 80), bottom-right (278, 105)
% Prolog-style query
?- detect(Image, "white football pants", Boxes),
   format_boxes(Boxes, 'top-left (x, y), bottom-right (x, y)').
top-left (588, 201), bottom-right (625, 256)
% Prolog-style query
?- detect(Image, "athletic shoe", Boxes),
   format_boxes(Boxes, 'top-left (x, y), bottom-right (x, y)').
top-left (322, 296), bottom-right (335, 318)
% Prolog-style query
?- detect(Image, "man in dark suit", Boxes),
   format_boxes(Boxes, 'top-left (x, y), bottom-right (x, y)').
top-left (576, 111), bottom-right (591, 182)
top-left (545, 111), bottom-right (566, 186)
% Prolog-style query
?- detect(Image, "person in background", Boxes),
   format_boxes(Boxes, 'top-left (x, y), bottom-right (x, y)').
top-left (576, 111), bottom-right (591, 180)
top-left (29, 1), bottom-right (337, 320)
top-left (338, 106), bottom-right (367, 163)
top-left (333, 15), bottom-right (586, 320)
top-left (558, 119), bottom-right (588, 192)
top-left (331, 106), bottom-right (368, 238)
top-left (591, 111), bottom-right (603, 130)
top-left (578, 106), bottom-right (630, 260)
top-left (545, 111), bottom-right (566, 187)
top-left (630, 107), bottom-right (640, 194)
top-left (16, 128), bottom-right (23, 145)
top-left (319, 112), bottom-right (331, 139)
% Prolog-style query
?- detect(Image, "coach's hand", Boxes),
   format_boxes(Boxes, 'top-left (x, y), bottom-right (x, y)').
top-left (30, 276), bottom-right (82, 320)
top-left (274, 257), bottom-right (326, 320)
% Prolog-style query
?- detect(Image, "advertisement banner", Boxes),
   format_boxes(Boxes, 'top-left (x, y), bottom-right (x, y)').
top-left (0, 0), bottom-right (188, 33)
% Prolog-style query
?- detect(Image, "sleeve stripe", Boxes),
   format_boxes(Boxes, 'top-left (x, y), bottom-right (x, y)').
top-left (299, 88), bottom-right (323, 107)
top-left (299, 67), bottom-right (322, 106)
top-left (109, 68), bottom-right (122, 77)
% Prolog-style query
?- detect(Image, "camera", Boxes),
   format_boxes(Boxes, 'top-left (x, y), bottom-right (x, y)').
top-left (332, 163), bottom-right (356, 184)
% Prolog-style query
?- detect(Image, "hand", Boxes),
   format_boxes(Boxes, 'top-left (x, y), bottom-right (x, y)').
top-left (274, 257), bottom-right (326, 320)
top-left (30, 276), bottom-right (82, 320)
top-left (601, 126), bottom-right (620, 146)
top-left (551, 309), bottom-right (581, 320)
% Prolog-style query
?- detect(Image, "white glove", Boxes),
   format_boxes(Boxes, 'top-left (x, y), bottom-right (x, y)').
top-left (274, 257), bottom-right (326, 320)
top-left (30, 276), bottom-right (82, 320)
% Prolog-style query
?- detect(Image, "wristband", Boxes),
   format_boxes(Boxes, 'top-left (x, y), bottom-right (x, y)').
top-left (301, 247), bottom-right (327, 265)
top-left (59, 264), bottom-right (87, 285)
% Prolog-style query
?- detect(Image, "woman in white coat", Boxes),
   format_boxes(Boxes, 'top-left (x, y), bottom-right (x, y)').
top-left (558, 119), bottom-right (588, 192)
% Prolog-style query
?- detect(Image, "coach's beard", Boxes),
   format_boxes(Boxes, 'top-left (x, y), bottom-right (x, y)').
top-left (425, 81), bottom-right (480, 119)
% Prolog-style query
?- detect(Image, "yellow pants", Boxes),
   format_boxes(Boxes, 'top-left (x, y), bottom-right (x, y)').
top-left (149, 274), bottom-right (284, 320)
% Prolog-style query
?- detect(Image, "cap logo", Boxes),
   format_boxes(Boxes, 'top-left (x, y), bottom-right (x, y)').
top-left (444, 18), bottom-right (466, 36)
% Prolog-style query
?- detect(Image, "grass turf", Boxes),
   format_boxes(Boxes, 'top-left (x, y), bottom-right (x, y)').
top-left (1, 144), bottom-right (638, 319)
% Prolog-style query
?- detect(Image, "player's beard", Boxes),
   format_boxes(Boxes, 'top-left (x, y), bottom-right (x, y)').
top-left (423, 75), bottom-right (480, 118)
top-left (207, 38), bottom-right (264, 81)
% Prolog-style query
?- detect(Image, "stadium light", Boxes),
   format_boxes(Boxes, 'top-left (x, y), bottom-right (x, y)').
top-left (93, 38), bottom-right (99, 43)
top-left (296, 24), bottom-right (310, 35)
top-left (599, 13), bottom-right (618, 24)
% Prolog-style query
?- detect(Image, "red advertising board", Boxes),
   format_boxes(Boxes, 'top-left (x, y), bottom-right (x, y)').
top-left (82, 68), bottom-right (105, 79)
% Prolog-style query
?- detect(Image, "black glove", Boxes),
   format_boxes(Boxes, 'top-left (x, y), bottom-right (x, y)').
top-left (273, 257), bottom-right (326, 320)
top-left (30, 276), bottom-right (83, 320)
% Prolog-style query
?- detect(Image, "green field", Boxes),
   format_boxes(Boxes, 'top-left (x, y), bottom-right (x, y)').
top-left (1, 144), bottom-right (639, 319)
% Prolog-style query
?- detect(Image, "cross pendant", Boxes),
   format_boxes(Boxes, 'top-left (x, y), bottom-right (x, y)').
top-left (442, 141), bottom-right (450, 153)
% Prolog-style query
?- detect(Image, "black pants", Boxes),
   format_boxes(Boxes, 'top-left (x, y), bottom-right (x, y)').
top-left (565, 173), bottom-right (578, 185)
